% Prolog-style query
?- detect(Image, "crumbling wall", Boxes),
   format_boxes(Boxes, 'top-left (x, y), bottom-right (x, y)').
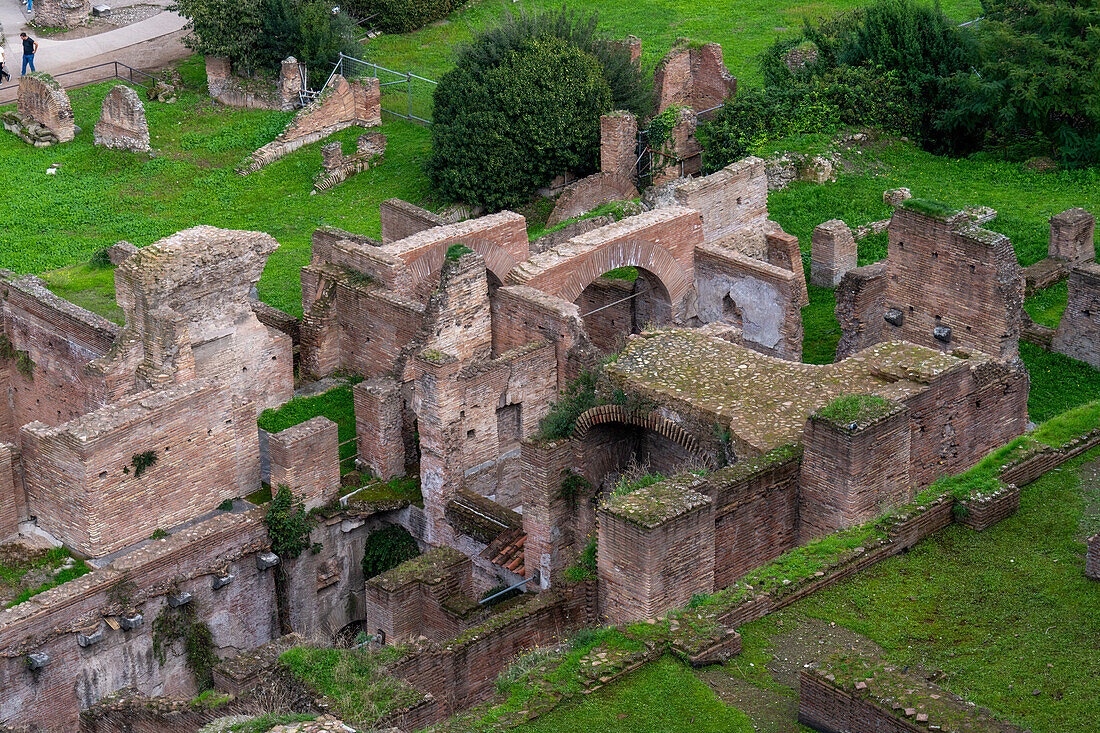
top-left (205, 56), bottom-right (301, 112)
top-left (834, 262), bottom-right (888, 361)
top-left (362, 547), bottom-right (473, 644)
top-left (240, 75), bottom-right (381, 173)
top-left (314, 132), bottom-right (386, 192)
top-left (1052, 263), bottom-right (1100, 368)
top-left (546, 172), bottom-right (639, 227)
top-left (653, 42), bottom-right (737, 114)
top-left (695, 244), bottom-right (803, 360)
top-left (94, 85), bottom-right (150, 154)
top-left (668, 156), bottom-right (770, 257)
top-left (0, 509), bottom-right (273, 732)
top-left (11, 73), bottom-right (75, 144)
top-left (1087, 533), bottom-right (1099, 580)
top-left (810, 219), bottom-right (857, 288)
top-left (32, 0), bottom-right (88, 29)
top-left (600, 111), bottom-right (637, 181)
top-left (491, 285), bottom-right (593, 391)
top-left (0, 443), bottom-right (18, 540)
top-left (380, 198), bottom-right (445, 245)
top-left (114, 225), bottom-right (293, 416)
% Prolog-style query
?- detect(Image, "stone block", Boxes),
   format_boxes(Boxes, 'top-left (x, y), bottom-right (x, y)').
top-left (269, 415), bottom-right (340, 509)
top-left (883, 187), bottom-right (912, 207)
top-left (1048, 207), bottom-right (1095, 263)
top-left (94, 85), bottom-right (150, 153)
top-left (810, 219), bottom-right (857, 287)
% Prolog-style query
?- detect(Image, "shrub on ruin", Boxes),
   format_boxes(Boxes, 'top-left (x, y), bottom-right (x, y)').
top-left (536, 370), bottom-right (600, 441)
top-left (152, 600), bottom-right (218, 690)
top-left (264, 484), bottom-right (318, 559)
top-left (427, 9), bottom-right (650, 210)
top-left (348, 0), bottom-right (463, 34)
top-left (361, 525), bottom-right (420, 580)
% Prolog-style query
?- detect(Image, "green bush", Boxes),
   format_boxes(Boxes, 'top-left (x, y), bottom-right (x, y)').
top-left (428, 9), bottom-right (649, 210)
top-left (264, 485), bottom-right (316, 559)
top-left (536, 370), bottom-right (599, 440)
top-left (361, 525), bottom-right (421, 580)
top-left (350, 0), bottom-right (462, 34)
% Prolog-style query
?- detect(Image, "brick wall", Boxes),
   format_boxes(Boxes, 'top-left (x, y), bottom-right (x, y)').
top-left (834, 262), bottom-right (888, 360)
top-left (575, 277), bottom-right (634, 353)
top-left (547, 173), bottom-right (639, 227)
top-left (695, 244), bottom-right (803, 360)
top-left (336, 280), bottom-right (428, 378)
top-left (1052, 263), bottom-right (1100, 369)
top-left (354, 378), bottom-right (406, 480)
top-left (0, 275), bottom-right (120, 444)
top-left (600, 112), bottom-right (637, 181)
top-left (0, 509), bottom-right (273, 732)
top-left (766, 230), bottom-right (809, 307)
top-left (0, 442), bottom-right (17, 539)
top-left (520, 440), bottom-right (577, 588)
top-left (653, 43), bottom-right (736, 115)
top-left (1048, 207), bottom-right (1095, 262)
top-left (269, 416), bottom-right (340, 510)
top-left (598, 475), bottom-right (714, 622)
top-left (363, 547), bottom-right (473, 643)
top-left (670, 157), bottom-right (769, 257)
top-left (491, 285), bottom-right (592, 391)
top-left (799, 403), bottom-right (912, 541)
top-left (884, 207), bottom-right (1024, 359)
top-left (810, 219), bottom-right (857, 288)
top-left (21, 380), bottom-right (257, 557)
top-left (380, 198), bottom-right (444, 244)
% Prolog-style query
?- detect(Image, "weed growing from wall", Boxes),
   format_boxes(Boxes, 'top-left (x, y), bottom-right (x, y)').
top-left (152, 599), bottom-right (218, 690)
top-left (131, 450), bottom-right (157, 478)
top-left (361, 525), bottom-right (420, 580)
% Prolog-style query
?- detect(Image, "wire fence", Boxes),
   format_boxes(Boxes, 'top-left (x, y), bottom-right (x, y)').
top-left (329, 53), bottom-right (436, 125)
top-left (0, 61), bottom-right (155, 106)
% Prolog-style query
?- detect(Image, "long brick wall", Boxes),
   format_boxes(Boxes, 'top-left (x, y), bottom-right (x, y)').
top-left (670, 157), bottom-right (769, 256)
top-left (380, 198), bottom-right (444, 244)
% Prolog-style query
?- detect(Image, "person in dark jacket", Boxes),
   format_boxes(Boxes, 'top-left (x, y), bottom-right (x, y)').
top-left (20, 33), bottom-right (37, 75)
top-left (0, 46), bottom-right (12, 83)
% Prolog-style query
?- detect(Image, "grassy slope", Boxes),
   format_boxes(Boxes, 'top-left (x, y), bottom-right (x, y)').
top-left (360, 0), bottom-right (981, 86)
top-left (729, 446), bottom-right (1100, 733)
top-left (514, 655), bottom-right (755, 733)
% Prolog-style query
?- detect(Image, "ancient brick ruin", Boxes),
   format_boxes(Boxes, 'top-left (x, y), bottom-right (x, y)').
top-left (2, 74), bottom-right (75, 146)
top-left (653, 42), bottom-right (737, 115)
top-left (206, 56), bottom-right (304, 112)
top-left (93, 85), bottom-right (151, 154)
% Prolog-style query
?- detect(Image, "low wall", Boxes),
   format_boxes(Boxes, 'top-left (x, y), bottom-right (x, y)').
top-left (205, 56), bottom-right (299, 112)
top-left (1087, 533), bottom-right (1099, 580)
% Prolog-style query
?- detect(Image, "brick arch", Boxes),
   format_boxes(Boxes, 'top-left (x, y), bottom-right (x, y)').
top-left (508, 237), bottom-right (692, 305)
top-left (573, 404), bottom-right (702, 456)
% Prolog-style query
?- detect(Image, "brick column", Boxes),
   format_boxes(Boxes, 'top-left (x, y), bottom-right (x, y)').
top-left (521, 439), bottom-right (576, 589)
top-left (0, 442), bottom-right (19, 540)
top-left (597, 475), bottom-right (714, 623)
top-left (269, 416), bottom-right (340, 510)
top-left (278, 56), bottom-right (301, 111)
top-left (810, 219), bottom-right (857, 288)
top-left (1052, 263), bottom-right (1100, 369)
top-left (1048, 208), bottom-right (1095, 263)
top-left (354, 378), bottom-right (405, 481)
top-left (766, 230), bottom-right (808, 307)
top-left (600, 111), bottom-right (637, 181)
top-left (799, 398), bottom-right (911, 541)
top-left (414, 351), bottom-right (465, 544)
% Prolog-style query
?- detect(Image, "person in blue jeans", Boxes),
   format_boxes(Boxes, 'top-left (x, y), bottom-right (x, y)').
top-left (20, 33), bottom-right (36, 75)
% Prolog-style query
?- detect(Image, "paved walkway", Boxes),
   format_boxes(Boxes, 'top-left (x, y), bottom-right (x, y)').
top-left (1, 0), bottom-right (187, 81)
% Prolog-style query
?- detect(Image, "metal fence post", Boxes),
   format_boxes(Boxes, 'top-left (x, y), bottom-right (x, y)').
top-left (408, 72), bottom-right (413, 120)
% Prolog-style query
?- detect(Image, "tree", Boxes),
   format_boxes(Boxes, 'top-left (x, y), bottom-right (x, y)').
top-left (427, 10), bottom-right (649, 210)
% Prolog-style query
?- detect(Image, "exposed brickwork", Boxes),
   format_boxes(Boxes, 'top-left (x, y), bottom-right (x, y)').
top-left (507, 207), bottom-right (701, 316)
top-left (653, 42), bottom-right (736, 114)
top-left (314, 131), bottom-right (386, 192)
top-left (766, 230), bottom-right (809, 307)
top-left (799, 402), bottom-right (912, 541)
top-left (599, 111), bottom-right (637, 181)
top-left (834, 262), bottom-right (888, 361)
top-left (20, 380), bottom-right (257, 557)
top-left (1048, 207), bottom-right (1095, 262)
top-left (668, 156), bottom-right (771, 257)
top-left (205, 55), bottom-right (301, 112)
top-left (695, 244), bottom-right (803, 360)
top-left (94, 85), bottom-right (150, 154)
top-left (810, 219), bottom-right (857, 287)
top-left (0, 442), bottom-right (17, 539)
top-left (1051, 262), bottom-right (1100, 368)
top-left (80, 687), bottom-right (250, 732)
top-left (598, 475), bottom-right (714, 622)
top-left (519, 440), bottom-right (576, 587)
top-left (0, 509), bottom-right (273, 731)
top-left (107, 241), bottom-right (139, 265)
top-left (546, 172), bottom-right (639, 227)
top-left (354, 378), bottom-right (406, 480)
top-left (957, 484), bottom-right (1020, 531)
top-left (363, 547), bottom-right (473, 643)
top-left (652, 108), bottom-right (702, 185)
top-left (32, 0), bottom-right (88, 28)
top-left (15, 73), bottom-right (75, 144)
top-left (491, 285), bottom-right (591, 391)
top-left (380, 198), bottom-right (445, 244)
top-left (882, 206), bottom-right (1025, 359)
top-left (575, 277), bottom-right (633, 353)
top-left (240, 75), bottom-right (381, 173)
top-left (269, 416), bottom-right (340, 510)
top-left (1087, 533), bottom-right (1099, 580)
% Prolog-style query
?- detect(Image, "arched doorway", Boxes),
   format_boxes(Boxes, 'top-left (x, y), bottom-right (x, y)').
top-left (574, 267), bottom-right (673, 354)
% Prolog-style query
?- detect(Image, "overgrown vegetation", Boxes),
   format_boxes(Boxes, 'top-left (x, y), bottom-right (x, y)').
top-left (348, 474), bottom-right (423, 507)
top-left (131, 450), bottom-right (158, 478)
top-left (224, 714), bottom-right (318, 732)
top-left (428, 9), bottom-right (650, 209)
top-left (360, 525), bottom-right (421, 580)
top-left (537, 370), bottom-right (600, 440)
top-left (815, 393), bottom-right (895, 427)
top-left (279, 646), bottom-right (420, 725)
top-left (264, 485), bottom-right (318, 559)
top-left (561, 538), bottom-right (597, 582)
top-left (258, 381), bottom-right (360, 473)
top-left (349, 0), bottom-right (463, 33)
top-left (152, 599), bottom-right (218, 690)
top-left (2, 546), bottom-right (91, 608)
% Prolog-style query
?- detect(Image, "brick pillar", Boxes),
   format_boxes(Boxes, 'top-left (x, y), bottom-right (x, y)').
top-left (279, 56), bottom-right (301, 111)
top-left (269, 416), bottom-right (339, 510)
top-left (354, 378), bottom-right (405, 480)
top-left (414, 352), bottom-right (464, 544)
top-left (1087, 533), bottom-right (1099, 580)
top-left (597, 475), bottom-right (714, 623)
top-left (834, 262), bottom-right (888, 361)
top-left (521, 439), bottom-right (576, 589)
top-left (1052, 263), bottom-right (1100, 369)
top-left (299, 284), bottom-right (341, 379)
top-left (352, 77), bottom-right (382, 127)
top-left (0, 442), bottom-right (18, 540)
top-left (600, 111), bottom-right (637, 181)
top-left (767, 230), bottom-right (808, 307)
top-left (810, 219), bottom-right (857, 288)
top-left (205, 56), bottom-right (231, 85)
top-left (799, 398), bottom-right (911, 542)
top-left (321, 142), bottom-right (343, 172)
top-left (1048, 208), bottom-right (1095, 263)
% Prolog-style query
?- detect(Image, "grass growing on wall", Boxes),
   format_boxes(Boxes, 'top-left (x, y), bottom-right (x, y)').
top-left (1, 547), bottom-right (91, 608)
top-left (257, 381), bottom-right (361, 470)
top-left (279, 646), bottom-right (420, 725)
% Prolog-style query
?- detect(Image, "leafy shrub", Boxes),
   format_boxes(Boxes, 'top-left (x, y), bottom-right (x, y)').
top-left (152, 600), bottom-right (218, 689)
top-left (536, 370), bottom-right (599, 440)
top-left (361, 525), bottom-right (420, 580)
top-left (131, 450), bottom-right (158, 478)
top-left (428, 9), bottom-right (649, 210)
top-left (350, 0), bottom-right (462, 34)
top-left (265, 485), bottom-right (317, 559)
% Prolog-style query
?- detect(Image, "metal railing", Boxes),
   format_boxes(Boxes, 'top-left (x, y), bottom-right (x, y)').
top-left (327, 53), bottom-right (437, 125)
top-left (0, 61), bottom-right (156, 106)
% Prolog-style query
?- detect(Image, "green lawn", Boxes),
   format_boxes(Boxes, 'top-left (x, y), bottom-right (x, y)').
top-left (725, 445), bottom-right (1100, 733)
top-left (357, 0), bottom-right (982, 87)
top-left (513, 655), bottom-right (754, 733)
top-left (257, 381), bottom-right (360, 472)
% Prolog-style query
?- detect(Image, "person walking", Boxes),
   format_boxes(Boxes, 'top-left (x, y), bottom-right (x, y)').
top-left (0, 46), bottom-right (11, 84)
top-left (20, 34), bottom-right (36, 75)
